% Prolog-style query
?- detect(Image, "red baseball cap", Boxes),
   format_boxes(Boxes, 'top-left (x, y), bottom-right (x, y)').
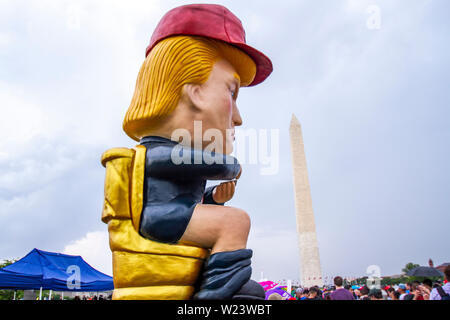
top-left (145, 4), bottom-right (273, 87)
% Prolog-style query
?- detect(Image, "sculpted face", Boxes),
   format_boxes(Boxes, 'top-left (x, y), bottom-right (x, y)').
top-left (186, 59), bottom-right (243, 154)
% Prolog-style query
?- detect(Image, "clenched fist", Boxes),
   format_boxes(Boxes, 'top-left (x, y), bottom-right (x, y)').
top-left (212, 167), bottom-right (242, 203)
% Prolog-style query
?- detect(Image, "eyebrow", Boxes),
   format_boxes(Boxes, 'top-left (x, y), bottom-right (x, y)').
top-left (232, 72), bottom-right (241, 87)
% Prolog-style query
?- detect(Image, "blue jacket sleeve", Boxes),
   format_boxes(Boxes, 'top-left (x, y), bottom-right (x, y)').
top-left (202, 186), bottom-right (225, 205)
top-left (146, 144), bottom-right (241, 181)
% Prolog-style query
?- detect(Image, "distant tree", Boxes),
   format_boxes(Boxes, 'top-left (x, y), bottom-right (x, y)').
top-left (0, 259), bottom-right (17, 269)
top-left (381, 277), bottom-right (392, 285)
top-left (0, 258), bottom-right (23, 300)
top-left (402, 262), bottom-right (420, 274)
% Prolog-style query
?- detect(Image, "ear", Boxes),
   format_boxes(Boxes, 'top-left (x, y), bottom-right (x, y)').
top-left (182, 83), bottom-right (206, 112)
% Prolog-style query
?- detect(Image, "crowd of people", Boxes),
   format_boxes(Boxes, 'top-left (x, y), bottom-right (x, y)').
top-left (290, 265), bottom-right (450, 301)
top-left (73, 294), bottom-right (112, 300)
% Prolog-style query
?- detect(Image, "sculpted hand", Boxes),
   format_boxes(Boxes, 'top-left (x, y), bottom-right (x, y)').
top-left (212, 181), bottom-right (236, 204)
top-left (212, 166), bottom-right (241, 203)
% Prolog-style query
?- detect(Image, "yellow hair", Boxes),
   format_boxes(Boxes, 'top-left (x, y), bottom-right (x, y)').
top-left (123, 35), bottom-right (257, 141)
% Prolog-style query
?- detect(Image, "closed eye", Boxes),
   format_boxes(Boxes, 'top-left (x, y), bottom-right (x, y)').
top-left (230, 86), bottom-right (239, 100)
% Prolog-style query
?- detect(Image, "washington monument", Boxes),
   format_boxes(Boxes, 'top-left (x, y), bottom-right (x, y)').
top-left (289, 114), bottom-right (323, 288)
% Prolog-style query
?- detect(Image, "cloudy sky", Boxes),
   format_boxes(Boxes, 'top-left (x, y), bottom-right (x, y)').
top-left (1, 0), bottom-right (449, 284)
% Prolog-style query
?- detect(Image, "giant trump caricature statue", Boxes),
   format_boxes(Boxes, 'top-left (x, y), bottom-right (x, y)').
top-left (101, 4), bottom-right (273, 300)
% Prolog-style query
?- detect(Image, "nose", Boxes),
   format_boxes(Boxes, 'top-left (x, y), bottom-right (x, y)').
top-left (232, 102), bottom-right (243, 127)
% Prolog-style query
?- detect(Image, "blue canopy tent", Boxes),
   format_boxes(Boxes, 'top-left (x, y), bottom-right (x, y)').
top-left (0, 248), bottom-right (113, 297)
